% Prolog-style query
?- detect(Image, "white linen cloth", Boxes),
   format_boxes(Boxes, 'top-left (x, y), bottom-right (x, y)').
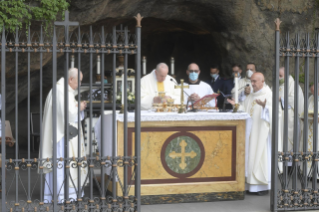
top-left (94, 111), bottom-right (251, 177)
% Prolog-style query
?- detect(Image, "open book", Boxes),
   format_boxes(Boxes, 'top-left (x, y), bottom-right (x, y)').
top-left (193, 93), bottom-right (220, 108)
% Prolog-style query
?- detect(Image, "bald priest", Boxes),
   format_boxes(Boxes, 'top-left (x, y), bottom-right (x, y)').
top-left (228, 72), bottom-right (280, 195)
top-left (141, 63), bottom-right (180, 110)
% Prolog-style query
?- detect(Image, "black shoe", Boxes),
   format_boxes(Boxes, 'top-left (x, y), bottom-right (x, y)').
top-left (257, 190), bottom-right (269, 196)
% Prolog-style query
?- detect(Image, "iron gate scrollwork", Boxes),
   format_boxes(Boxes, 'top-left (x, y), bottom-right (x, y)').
top-left (272, 19), bottom-right (319, 211)
top-left (0, 11), bottom-right (142, 212)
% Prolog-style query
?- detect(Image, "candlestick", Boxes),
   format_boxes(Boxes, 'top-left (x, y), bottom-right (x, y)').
top-left (234, 73), bottom-right (239, 104)
top-left (171, 57), bottom-right (175, 75)
top-left (142, 56), bottom-right (146, 75)
top-left (97, 55), bottom-right (101, 74)
top-left (71, 55), bottom-right (74, 68)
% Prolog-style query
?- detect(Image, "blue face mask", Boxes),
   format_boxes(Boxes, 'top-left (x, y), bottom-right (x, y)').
top-left (211, 73), bottom-right (218, 79)
top-left (189, 72), bottom-right (199, 81)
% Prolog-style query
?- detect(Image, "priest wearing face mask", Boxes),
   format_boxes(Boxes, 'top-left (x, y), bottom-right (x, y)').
top-left (228, 72), bottom-right (276, 196)
top-left (183, 63), bottom-right (215, 107)
top-left (232, 64), bottom-right (242, 81)
top-left (277, 67), bottom-right (304, 160)
top-left (231, 63), bottom-right (257, 104)
top-left (141, 63), bottom-right (180, 110)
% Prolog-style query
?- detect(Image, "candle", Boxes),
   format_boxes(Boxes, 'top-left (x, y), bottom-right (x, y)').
top-left (142, 56), bottom-right (146, 75)
top-left (235, 73), bottom-right (239, 104)
top-left (71, 55), bottom-right (74, 68)
top-left (171, 57), bottom-right (175, 75)
top-left (97, 55), bottom-right (100, 74)
top-left (121, 73), bottom-right (124, 105)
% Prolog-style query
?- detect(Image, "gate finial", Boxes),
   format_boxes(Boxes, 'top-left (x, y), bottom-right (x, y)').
top-left (134, 13), bottom-right (143, 28)
top-left (274, 18), bottom-right (282, 31)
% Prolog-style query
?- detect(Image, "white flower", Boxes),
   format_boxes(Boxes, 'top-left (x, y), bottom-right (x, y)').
top-left (116, 95), bottom-right (121, 100)
top-left (128, 96), bottom-right (132, 101)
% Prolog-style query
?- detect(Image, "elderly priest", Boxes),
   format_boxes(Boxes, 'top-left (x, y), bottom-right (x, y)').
top-left (141, 63), bottom-right (180, 110)
top-left (228, 72), bottom-right (276, 196)
top-left (277, 67), bottom-right (304, 159)
top-left (39, 68), bottom-right (88, 203)
top-left (183, 63), bottom-right (215, 107)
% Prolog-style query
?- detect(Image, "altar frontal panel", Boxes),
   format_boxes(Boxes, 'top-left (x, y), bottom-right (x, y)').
top-left (116, 120), bottom-right (246, 197)
top-left (128, 127), bottom-right (235, 183)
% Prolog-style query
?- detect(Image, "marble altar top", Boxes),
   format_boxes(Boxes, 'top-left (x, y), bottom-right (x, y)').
top-left (104, 111), bottom-right (251, 122)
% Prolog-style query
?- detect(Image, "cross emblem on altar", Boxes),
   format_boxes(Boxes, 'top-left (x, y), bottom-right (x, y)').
top-left (169, 140), bottom-right (197, 170)
top-left (174, 79), bottom-right (189, 113)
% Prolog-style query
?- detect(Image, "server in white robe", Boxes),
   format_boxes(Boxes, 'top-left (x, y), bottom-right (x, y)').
top-left (305, 84), bottom-right (319, 176)
top-left (39, 68), bottom-right (88, 203)
top-left (141, 63), bottom-right (180, 110)
top-left (228, 72), bottom-right (278, 195)
top-left (277, 67), bottom-right (304, 158)
top-left (183, 63), bottom-right (215, 107)
top-left (231, 63), bottom-right (256, 104)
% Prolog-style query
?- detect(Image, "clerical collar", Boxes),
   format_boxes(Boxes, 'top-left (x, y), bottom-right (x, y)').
top-left (188, 79), bottom-right (200, 85)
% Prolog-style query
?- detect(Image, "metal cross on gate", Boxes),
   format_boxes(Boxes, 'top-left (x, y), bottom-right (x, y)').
top-left (54, 10), bottom-right (79, 44)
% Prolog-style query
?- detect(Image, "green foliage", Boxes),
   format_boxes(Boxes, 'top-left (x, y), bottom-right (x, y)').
top-left (0, 0), bottom-right (69, 32)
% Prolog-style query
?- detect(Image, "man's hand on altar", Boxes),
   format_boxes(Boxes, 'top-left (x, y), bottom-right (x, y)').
top-left (244, 86), bottom-right (251, 95)
top-left (153, 96), bottom-right (162, 103)
top-left (256, 99), bottom-right (266, 108)
top-left (189, 93), bottom-right (200, 102)
top-left (227, 98), bottom-right (235, 106)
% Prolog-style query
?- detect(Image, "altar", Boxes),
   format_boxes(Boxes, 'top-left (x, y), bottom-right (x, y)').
top-left (94, 111), bottom-right (251, 204)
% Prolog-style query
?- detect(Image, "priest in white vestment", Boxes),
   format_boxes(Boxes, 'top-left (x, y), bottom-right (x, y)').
top-left (228, 72), bottom-right (277, 195)
top-left (277, 67), bottom-right (304, 160)
top-left (39, 68), bottom-right (88, 203)
top-left (141, 63), bottom-right (180, 110)
top-left (304, 84), bottom-right (319, 176)
top-left (183, 63), bottom-right (216, 107)
top-left (231, 63), bottom-right (256, 104)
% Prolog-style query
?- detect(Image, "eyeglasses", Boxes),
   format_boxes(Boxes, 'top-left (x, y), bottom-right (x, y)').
top-left (188, 70), bottom-right (199, 73)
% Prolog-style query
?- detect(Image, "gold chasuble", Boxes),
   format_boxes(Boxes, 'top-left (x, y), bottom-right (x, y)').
top-left (157, 82), bottom-right (165, 92)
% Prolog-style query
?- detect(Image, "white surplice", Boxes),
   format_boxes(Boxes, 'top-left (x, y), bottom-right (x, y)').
top-left (277, 75), bottom-right (304, 156)
top-left (39, 77), bottom-right (88, 203)
top-left (183, 81), bottom-right (216, 107)
top-left (141, 70), bottom-right (180, 110)
top-left (305, 95), bottom-right (319, 176)
top-left (240, 85), bottom-right (276, 192)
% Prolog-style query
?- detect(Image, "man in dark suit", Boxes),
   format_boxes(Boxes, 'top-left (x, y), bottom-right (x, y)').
top-left (207, 65), bottom-right (233, 109)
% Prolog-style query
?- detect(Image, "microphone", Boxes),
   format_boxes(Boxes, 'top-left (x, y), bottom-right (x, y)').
top-left (170, 78), bottom-right (189, 97)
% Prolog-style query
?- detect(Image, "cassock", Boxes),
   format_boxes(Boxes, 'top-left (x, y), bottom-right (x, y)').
top-left (239, 85), bottom-right (275, 192)
top-left (231, 77), bottom-right (253, 104)
top-left (141, 70), bottom-right (180, 110)
top-left (39, 77), bottom-right (88, 203)
top-left (183, 81), bottom-right (216, 107)
top-left (277, 75), bottom-right (304, 156)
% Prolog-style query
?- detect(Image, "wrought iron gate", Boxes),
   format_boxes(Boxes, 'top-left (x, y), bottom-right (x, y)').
top-left (0, 11), bottom-right (142, 212)
top-left (272, 19), bottom-right (319, 211)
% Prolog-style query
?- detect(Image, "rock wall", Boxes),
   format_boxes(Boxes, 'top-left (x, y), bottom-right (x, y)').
top-left (3, 0), bottom-right (319, 147)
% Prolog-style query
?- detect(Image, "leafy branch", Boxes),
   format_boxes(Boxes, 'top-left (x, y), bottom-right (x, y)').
top-left (0, 0), bottom-right (69, 32)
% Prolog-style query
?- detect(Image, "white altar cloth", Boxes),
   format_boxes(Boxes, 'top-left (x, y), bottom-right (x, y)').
top-left (94, 111), bottom-right (252, 177)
